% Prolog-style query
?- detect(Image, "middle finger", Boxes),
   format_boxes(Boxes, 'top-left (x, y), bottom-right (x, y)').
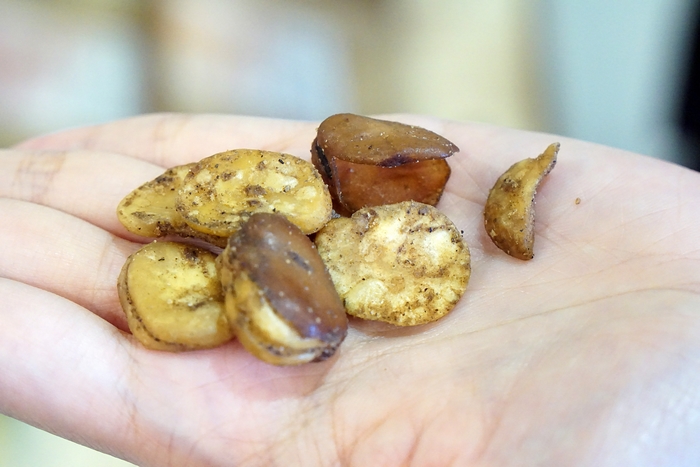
top-left (0, 197), bottom-right (136, 329)
top-left (0, 149), bottom-right (165, 239)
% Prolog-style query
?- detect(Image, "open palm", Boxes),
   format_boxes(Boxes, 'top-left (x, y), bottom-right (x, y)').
top-left (1, 114), bottom-right (699, 467)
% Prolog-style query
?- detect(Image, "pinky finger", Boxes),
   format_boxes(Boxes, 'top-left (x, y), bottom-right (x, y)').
top-left (0, 278), bottom-right (139, 463)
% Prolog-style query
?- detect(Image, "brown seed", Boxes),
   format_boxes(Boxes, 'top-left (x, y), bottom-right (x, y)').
top-left (311, 113), bottom-right (459, 216)
top-left (219, 213), bottom-right (348, 365)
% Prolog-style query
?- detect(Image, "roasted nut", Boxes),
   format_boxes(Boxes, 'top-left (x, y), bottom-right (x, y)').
top-left (177, 149), bottom-right (332, 237)
top-left (315, 201), bottom-right (470, 326)
top-left (118, 241), bottom-right (232, 351)
top-left (116, 163), bottom-right (228, 247)
top-left (484, 142), bottom-right (559, 260)
top-left (311, 113), bottom-right (458, 216)
top-left (218, 213), bottom-right (348, 365)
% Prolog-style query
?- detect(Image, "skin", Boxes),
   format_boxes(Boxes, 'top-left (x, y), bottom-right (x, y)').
top-left (0, 113), bottom-right (699, 467)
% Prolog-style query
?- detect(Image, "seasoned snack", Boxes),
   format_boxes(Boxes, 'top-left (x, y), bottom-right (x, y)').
top-left (314, 201), bottom-right (470, 326)
top-left (115, 118), bottom-right (471, 361)
top-left (484, 142), bottom-right (559, 260)
top-left (218, 213), bottom-right (348, 365)
top-left (311, 113), bottom-right (458, 216)
top-left (117, 241), bottom-right (232, 351)
top-left (177, 149), bottom-right (332, 237)
top-left (116, 163), bottom-right (228, 247)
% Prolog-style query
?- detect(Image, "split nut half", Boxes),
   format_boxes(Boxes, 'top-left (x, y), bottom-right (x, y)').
top-left (484, 142), bottom-right (559, 260)
top-left (116, 163), bottom-right (228, 247)
top-left (117, 241), bottom-right (232, 351)
top-left (315, 201), bottom-right (471, 326)
top-left (177, 149), bottom-right (332, 237)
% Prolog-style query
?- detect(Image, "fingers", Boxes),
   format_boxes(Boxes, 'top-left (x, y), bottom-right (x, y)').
top-left (10, 113), bottom-right (558, 207)
top-left (6, 115), bottom-right (496, 238)
top-left (12, 113), bottom-right (483, 172)
top-left (0, 149), bottom-right (164, 239)
top-left (0, 273), bottom-right (344, 467)
top-left (16, 113), bottom-right (320, 167)
top-left (0, 278), bottom-right (139, 459)
top-left (0, 198), bottom-right (136, 329)
top-left (9, 113), bottom-right (578, 213)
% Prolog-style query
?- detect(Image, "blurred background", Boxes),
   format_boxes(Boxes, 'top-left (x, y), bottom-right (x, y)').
top-left (1, 0), bottom-right (698, 465)
top-left (1, 0), bottom-right (700, 166)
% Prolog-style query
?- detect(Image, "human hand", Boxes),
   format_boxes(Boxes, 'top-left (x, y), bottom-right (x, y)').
top-left (1, 114), bottom-right (699, 467)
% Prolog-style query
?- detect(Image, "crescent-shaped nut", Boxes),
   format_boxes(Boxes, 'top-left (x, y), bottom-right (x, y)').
top-left (218, 213), bottom-right (348, 365)
top-left (311, 113), bottom-right (458, 216)
top-left (483, 142), bottom-right (559, 260)
top-left (117, 241), bottom-right (232, 351)
top-left (176, 149), bottom-right (332, 237)
top-left (315, 201), bottom-right (471, 326)
top-left (116, 163), bottom-right (228, 247)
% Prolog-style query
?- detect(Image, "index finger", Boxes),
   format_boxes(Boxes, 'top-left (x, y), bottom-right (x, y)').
top-left (14, 113), bottom-right (474, 168)
top-left (15, 114), bottom-right (320, 168)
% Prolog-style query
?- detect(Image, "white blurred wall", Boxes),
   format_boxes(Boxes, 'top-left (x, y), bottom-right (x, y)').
top-left (0, 0), bottom-right (547, 144)
top-left (2, 0), bottom-right (696, 162)
top-left (0, 0), bottom-right (146, 143)
top-left (538, 0), bottom-right (697, 162)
